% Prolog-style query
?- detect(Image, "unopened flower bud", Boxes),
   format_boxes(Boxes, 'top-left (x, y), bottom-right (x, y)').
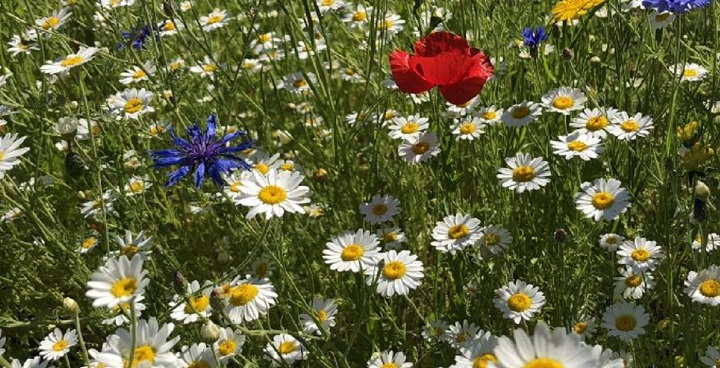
top-left (554, 228), bottom-right (567, 243)
top-left (62, 297), bottom-right (80, 315)
top-left (695, 180), bottom-right (711, 202)
top-left (590, 56), bottom-right (601, 64)
top-left (561, 47), bottom-right (574, 61)
top-left (313, 168), bottom-right (328, 182)
top-left (200, 320), bottom-right (221, 343)
top-left (173, 271), bottom-right (186, 294)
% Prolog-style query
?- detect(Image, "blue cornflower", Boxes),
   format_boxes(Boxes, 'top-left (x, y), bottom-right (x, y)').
top-left (118, 25), bottom-right (156, 50)
top-left (150, 114), bottom-right (253, 187)
top-left (521, 26), bottom-right (548, 53)
top-left (642, 0), bottom-right (711, 13)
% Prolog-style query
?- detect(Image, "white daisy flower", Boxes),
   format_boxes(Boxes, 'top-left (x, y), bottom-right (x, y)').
top-left (448, 331), bottom-right (499, 368)
top-left (279, 72), bottom-right (316, 94)
top-left (250, 32), bottom-right (282, 54)
top-left (102, 298), bottom-right (146, 326)
top-left (700, 346), bottom-right (720, 367)
top-left (648, 11), bottom-right (675, 29)
top-left (263, 334), bottom-right (307, 367)
top-left (237, 168), bottom-right (311, 220)
top-left (38, 328), bottom-right (77, 361)
top-left (607, 111), bottom-right (653, 141)
top-left (85, 255), bottom-right (149, 308)
top-left (36, 8), bottom-right (72, 32)
top-left (167, 57), bottom-right (185, 72)
top-left (223, 277), bottom-right (278, 324)
top-left (178, 343), bottom-right (215, 368)
top-left (614, 267), bottom-right (655, 300)
top-left (323, 229), bottom-right (380, 272)
top-left (388, 114), bottom-right (429, 140)
top-left (10, 357), bottom-right (52, 368)
top-left (398, 132), bottom-right (441, 164)
top-left (0, 133), bottom-right (30, 179)
top-left (158, 19), bottom-right (184, 37)
top-left (376, 227), bottom-right (407, 250)
top-left (377, 13), bottom-right (406, 37)
top-left (299, 296), bottom-right (338, 335)
top-left (599, 233), bottom-right (625, 252)
top-left (201, 9), bottom-right (232, 32)
top-left (431, 213), bottom-right (483, 254)
top-left (451, 116), bottom-right (485, 141)
top-left (541, 87), bottom-right (587, 115)
top-left (40, 47), bottom-right (98, 75)
top-left (119, 61), bottom-right (155, 85)
top-left (108, 230), bottom-right (153, 260)
top-left (475, 105), bottom-right (504, 125)
top-left (617, 237), bottom-right (664, 271)
top-left (248, 256), bottom-right (274, 279)
top-left (109, 88), bottom-right (154, 120)
top-left (170, 280), bottom-right (214, 324)
top-left (421, 319), bottom-right (449, 342)
top-left (476, 225), bottom-right (512, 258)
top-left (124, 175), bottom-right (152, 196)
top-left (670, 62), bottom-right (707, 82)
top-left (367, 350), bottom-right (412, 368)
top-left (570, 107), bottom-right (617, 138)
top-left (342, 4), bottom-right (372, 29)
top-left (247, 151), bottom-right (281, 176)
top-left (601, 301), bottom-right (649, 341)
top-left (214, 327), bottom-right (246, 361)
top-left (551, 131), bottom-right (604, 161)
top-left (359, 194), bottom-right (400, 225)
top-left (493, 322), bottom-right (600, 368)
top-left (569, 315), bottom-right (597, 340)
top-left (316, 0), bottom-right (346, 13)
top-left (574, 178), bottom-right (631, 221)
top-left (365, 250), bottom-right (424, 297)
top-left (501, 101), bottom-right (542, 127)
top-left (494, 280), bottom-right (546, 324)
top-left (444, 320), bottom-right (480, 349)
top-left (95, 317), bottom-right (180, 368)
top-left (684, 264), bottom-right (720, 305)
top-left (497, 152), bottom-right (551, 193)
top-left (189, 56), bottom-right (224, 80)
top-left (692, 233), bottom-right (720, 252)
top-left (7, 35), bottom-right (39, 56)
top-left (446, 96), bottom-right (482, 118)
top-left (101, 0), bottom-right (135, 8)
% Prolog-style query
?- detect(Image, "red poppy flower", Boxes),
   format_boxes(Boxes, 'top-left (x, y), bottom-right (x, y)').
top-left (389, 31), bottom-right (494, 105)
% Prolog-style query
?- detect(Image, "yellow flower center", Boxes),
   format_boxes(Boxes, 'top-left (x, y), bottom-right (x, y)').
top-left (615, 315), bottom-right (637, 332)
top-left (448, 224), bottom-right (469, 240)
top-left (345, 68), bottom-right (356, 75)
top-left (620, 120), bottom-right (639, 133)
top-left (129, 181), bottom-right (145, 193)
top-left (128, 345), bottom-right (156, 368)
top-left (207, 15), bottom-right (223, 25)
top-left (110, 277), bottom-right (138, 298)
top-left (459, 123), bottom-right (477, 135)
top-left (699, 279), bottom-right (720, 297)
top-left (352, 11), bottom-right (367, 21)
top-left (187, 362), bottom-right (210, 368)
top-left (42, 17), bottom-right (61, 30)
top-left (218, 340), bottom-right (237, 356)
top-left (401, 122), bottom-right (419, 134)
top-left (567, 140), bottom-right (588, 151)
top-left (229, 182), bottom-right (241, 193)
top-left (412, 142), bottom-right (430, 155)
top-left (631, 249), bottom-right (651, 262)
top-left (586, 116), bottom-right (608, 131)
top-left (511, 106), bottom-right (530, 119)
top-left (149, 125), bottom-right (165, 135)
top-left (280, 163), bottom-right (294, 171)
top-left (322, 0), bottom-right (335, 6)
top-left (293, 79), bottom-right (308, 88)
top-left (482, 111), bottom-right (497, 120)
top-left (254, 163), bottom-right (270, 175)
top-left (382, 261), bottom-right (407, 280)
top-left (317, 309), bottom-right (328, 321)
top-left (380, 364), bottom-right (398, 368)
top-left (484, 233), bottom-right (500, 246)
top-left (259, 33), bottom-right (271, 43)
top-left (380, 19), bottom-right (394, 30)
top-left (655, 13), bottom-right (671, 21)
top-left (372, 204), bottom-right (388, 216)
top-left (184, 295), bottom-right (210, 314)
top-left (456, 332), bottom-right (468, 343)
top-left (340, 244), bottom-right (364, 261)
top-left (523, 358), bottom-right (564, 368)
top-left (258, 185), bottom-right (287, 204)
top-left (121, 245), bottom-right (139, 258)
top-left (683, 69), bottom-right (698, 77)
top-left (473, 354), bottom-right (498, 368)
top-left (132, 69), bottom-right (147, 80)
top-left (591, 192), bottom-right (615, 209)
top-left (203, 64), bottom-right (218, 73)
top-left (625, 275), bottom-right (642, 287)
top-left (383, 233), bottom-right (399, 242)
top-left (170, 61), bottom-right (182, 70)
top-left (82, 237), bottom-right (97, 249)
top-left (278, 341), bottom-right (296, 355)
top-left (52, 340), bottom-right (68, 352)
top-left (552, 96), bottom-right (574, 110)
top-left (573, 322), bottom-right (587, 334)
top-left (124, 98), bottom-right (144, 114)
top-left (162, 21), bottom-right (176, 31)
top-left (507, 293), bottom-right (532, 312)
top-left (512, 165), bottom-right (535, 182)
top-left (229, 284), bottom-right (259, 306)
top-left (60, 55), bottom-right (84, 67)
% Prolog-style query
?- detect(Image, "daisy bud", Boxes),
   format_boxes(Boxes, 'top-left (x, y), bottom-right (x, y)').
top-left (313, 168), bottom-right (328, 182)
top-left (173, 271), bottom-right (186, 294)
top-left (200, 320), bottom-right (221, 343)
top-left (695, 180), bottom-right (711, 201)
top-left (554, 228), bottom-right (567, 243)
top-left (358, 164), bottom-right (370, 173)
top-left (62, 297), bottom-right (79, 315)
top-left (590, 56), bottom-right (601, 64)
top-left (561, 47), bottom-right (574, 61)
top-left (68, 101), bottom-right (79, 110)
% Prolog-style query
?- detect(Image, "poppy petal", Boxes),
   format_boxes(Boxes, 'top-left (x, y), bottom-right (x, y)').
top-left (414, 31), bottom-right (470, 57)
top-left (389, 50), bottom-right (435, 93)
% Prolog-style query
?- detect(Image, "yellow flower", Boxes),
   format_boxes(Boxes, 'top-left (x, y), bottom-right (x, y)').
top-left (681, 142), bottom-right (714, 170)
top-left (551, 0), bottom-right (606, 23)
top-left (676, 121), bottom-right (699, 143)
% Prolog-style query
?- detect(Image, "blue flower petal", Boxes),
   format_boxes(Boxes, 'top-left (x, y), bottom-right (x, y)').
top-left (166, 165), bottom-right (191, 187)
top-left (194, 161), bottom-right (206, 188)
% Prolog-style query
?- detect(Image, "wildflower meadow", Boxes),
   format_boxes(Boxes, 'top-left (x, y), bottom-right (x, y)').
top-left (1, 0), bottom-right (720, 367)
